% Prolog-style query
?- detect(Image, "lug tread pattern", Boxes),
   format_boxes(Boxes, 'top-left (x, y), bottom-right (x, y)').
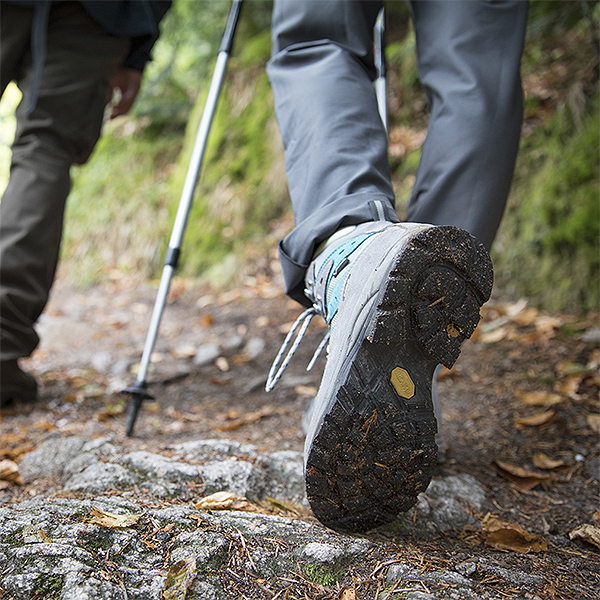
top-left (305, 225), bottom-right (493, 533)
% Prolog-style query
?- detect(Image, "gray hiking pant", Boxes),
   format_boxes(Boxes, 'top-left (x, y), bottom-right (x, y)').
top-left (0, 2), bottom-right (129, 362)
top-left (268, 0), bottom-right (529, 306)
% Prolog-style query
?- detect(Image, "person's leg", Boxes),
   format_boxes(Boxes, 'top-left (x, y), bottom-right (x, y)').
top-left (267, 1), bottom-right (497, 533)
top-left (407, 0), bottom-right (528, 249)
top-left (0, 2), bottom-right (129, 402)
top-left (268, 0), bottom-right (399, 306)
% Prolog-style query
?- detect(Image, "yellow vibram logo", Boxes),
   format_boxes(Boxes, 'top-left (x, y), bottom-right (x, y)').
top-left (390, 367), bottom-right (415, 399)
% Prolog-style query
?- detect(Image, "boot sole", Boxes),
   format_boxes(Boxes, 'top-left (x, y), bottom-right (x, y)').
top-left (305, 226), bottom-right (493, 533)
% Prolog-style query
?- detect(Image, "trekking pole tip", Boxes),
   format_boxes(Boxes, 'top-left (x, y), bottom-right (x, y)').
top-left (122, 382), bottom-right (154, 437)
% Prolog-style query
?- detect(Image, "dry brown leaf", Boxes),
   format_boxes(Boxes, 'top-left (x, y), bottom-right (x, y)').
top-left (85, 507), bottom-right (143, 529)
top-left (479, 327), bottom-right (509, 344)
top-left (263, 496), bottom-right (303, 516)
top-left (22, 525), bottom-right (51, 543)
top-left (163, 557), bottom-right (197, 600)
top-left (171, 344), bottom-right (197, 359)
top-left (294, 385), bottom-right (317, 397)
top-left (535, 315), bottom-right (564, 335)
top-left (592, 510), bottom-right (600, 523)
top-left (94, 403), bottom-right (125, 422)
top-left (493, 460), bottom-right (553, 491)
top-left (195, 491), bottom-right (267, 514)
top-left (554, 376), bottom-right (583, 398)
top-left (0, 443), bottom-right (35, 461)
top-left (586, 414), bottom-right (600, 434)
top-left (216, 406), bottom-right (279, 431)
top-left (481, 513), bottom-right (548, 553)
top-left (569, 524), bottom-right (600, 549)
top-left (339, 588), bottom-right (357, 600)
top-left (532, 453), bottom-right (568, 470)
top-left (515, 389), bottom-right (564, 408)
top-left (0, 459), bottom-right (23, 485)
top-left (513, 410), bottom-right (556, 428)
top-left (512, 307), bottom-right (540, 326)
top-left (556, 360), bottom-right (593, 377)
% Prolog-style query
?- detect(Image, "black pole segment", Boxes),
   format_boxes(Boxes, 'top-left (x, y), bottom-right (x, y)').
top-left (219, 0), bottom-right (243, 54)
top-left (164, 247), bottom-right (180, 269)
top-left (123, 381), bottom-right (154, 436)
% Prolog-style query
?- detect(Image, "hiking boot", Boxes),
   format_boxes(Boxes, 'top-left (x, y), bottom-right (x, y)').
top-left (300, 221), bottom-right (493, 532)
top-left (1, 360), bottom-right (38, 406)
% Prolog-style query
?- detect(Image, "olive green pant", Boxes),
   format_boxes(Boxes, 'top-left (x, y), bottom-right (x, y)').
top-left (0, 2), bottom-right (129, 364)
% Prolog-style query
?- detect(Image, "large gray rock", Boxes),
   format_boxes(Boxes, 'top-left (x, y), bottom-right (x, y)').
top-left (387, 474), bottom-right (487, 537)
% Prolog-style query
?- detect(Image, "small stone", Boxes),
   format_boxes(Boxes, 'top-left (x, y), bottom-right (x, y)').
top-left (18, 436), bottom-right (86, 483)
top-left (386, 562), bottom-right (417, 583)
top-left (222, 334), bottom-right (245, 353)
top-left (244, 337), bottom-right (266, 360)
top-left (301, 542), bottom-right (344, 564)
top-left (193, 343), bottom-right (220, 366)
top-left (91, 351), bottom-right (112, 373)
top-left (456, 560), bottom-right (478, 576)
top-left (582, 327), bottom-right (600, 343)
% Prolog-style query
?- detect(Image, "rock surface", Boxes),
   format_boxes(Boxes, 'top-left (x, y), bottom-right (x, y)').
top-left (0, 433), bottom-right (554, 600)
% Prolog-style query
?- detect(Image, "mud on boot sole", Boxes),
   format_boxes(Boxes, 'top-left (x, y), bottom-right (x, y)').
top-left (305, 226), bottom-right (493, 533)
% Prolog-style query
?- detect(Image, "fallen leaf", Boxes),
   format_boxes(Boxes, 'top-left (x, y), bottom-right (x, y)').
top-left (554, 376), bottom-right (583, 398)
top-left (479, 327), bottom-right (509, 344)
top-left (532, 453), bottom-right (568, 470)
top-left (85, 507), bottom-right (143, 529)
top-left (556, 361), bottom-right (593, 377)
top-left (569, 524), bottom-right (600, 549)
top-left (171, 344), bottom-right (197, 359)
top-left (535, 315), bottom-right (564, 336)
top-left (294, 385), bottom-right (317, 397)
top-left (587, 414), bottom-right (600, 434)
top-left (263, 496), bottom-right (303, 516)
top-left (513, 307), bottom-right (540, 326)
top-left (493, 460), bottom-right (553, 490)
top-left (163, 557), bottom-right (197, 600)
top-left (513, 410), bottom-right (556, 428)
top-left (195, 491), bottom-right (267, 514)
top-left (339, 588), bottom-right (356, 600)
top-left (515, 389), bottom-right (564, 408)
top-left (22, 525), bottom-right (51, 543)
top-left (216, 406), bottom-right (279, 431)
top-left (481, 513), bottom-right (548, 553)
top-left (0, 459), bottom-right (23, 485)
top-left (94, 402), bottom-right (125, 422)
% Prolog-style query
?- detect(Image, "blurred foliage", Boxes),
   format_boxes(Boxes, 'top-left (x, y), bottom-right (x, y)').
top-left (493, 0), bottom-right (600, 313)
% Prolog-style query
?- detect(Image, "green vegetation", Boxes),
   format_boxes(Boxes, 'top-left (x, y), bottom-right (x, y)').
top-left (304, 564), bottom-right (343, 587)
top-left (494, 95), bottom-right (599, 312)
top-left (32, 573), bottom-right (65, 600)
top-left (493, 0), bottom-right (599, 313)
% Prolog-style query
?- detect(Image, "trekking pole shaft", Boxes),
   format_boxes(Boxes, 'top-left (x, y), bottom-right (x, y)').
top-left (134, 1), bottom-right (242, 385)
top-left (169, 51), bottom-right (229, 250)
top-left (134, 264), bottom-right (175, 385)
top-left (123, 0), bottom-right (243, 437)
top-left (374, 7), bottom-right (387, 132)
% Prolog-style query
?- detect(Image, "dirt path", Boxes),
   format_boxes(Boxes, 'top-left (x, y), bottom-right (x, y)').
top-left (1, 274), bottom-right (599, 599)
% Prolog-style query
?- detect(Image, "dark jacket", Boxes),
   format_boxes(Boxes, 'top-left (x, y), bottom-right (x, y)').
top-left (5, 0), bottom-right (172, 72)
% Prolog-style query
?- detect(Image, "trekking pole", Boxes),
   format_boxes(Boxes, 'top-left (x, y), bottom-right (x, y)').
top-left (123, 0), bottom-right (244, 436)
top-left (374, 7), bottom-right (387, 132)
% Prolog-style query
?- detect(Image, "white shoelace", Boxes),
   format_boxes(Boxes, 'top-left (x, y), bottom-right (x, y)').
top-left (265, 308), bottom-right (330, 392)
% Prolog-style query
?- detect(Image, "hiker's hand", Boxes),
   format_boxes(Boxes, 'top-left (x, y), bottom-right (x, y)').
top-left (108, 68), bottom-right (142, 119)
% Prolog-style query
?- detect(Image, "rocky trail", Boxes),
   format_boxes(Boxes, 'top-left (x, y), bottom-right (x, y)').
top-left (1, 274), bottom-right (599, 600)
